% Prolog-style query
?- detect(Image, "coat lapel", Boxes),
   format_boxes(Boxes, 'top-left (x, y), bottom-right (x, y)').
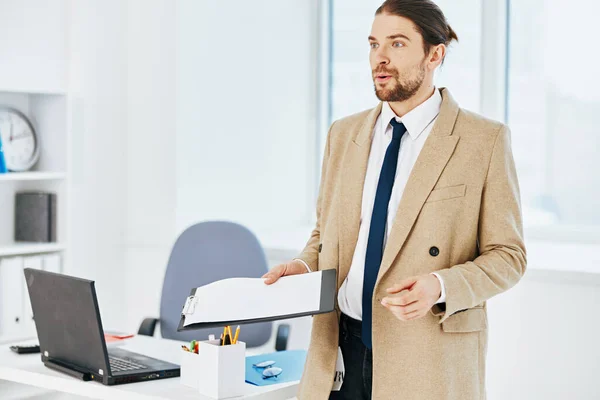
top-left (337, 103), bottom-right (382, 289)
top-left (377, 88), bottom-right (461, 281)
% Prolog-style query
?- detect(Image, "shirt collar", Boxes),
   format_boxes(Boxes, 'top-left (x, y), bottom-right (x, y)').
top-left (380, 87), bottom-right (442, 140)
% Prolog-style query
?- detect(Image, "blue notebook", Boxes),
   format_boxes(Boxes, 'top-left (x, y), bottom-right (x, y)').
top-left (245, 350), bottom-right (307, 386)
top-left (0, 131), bottom-right (7, 173)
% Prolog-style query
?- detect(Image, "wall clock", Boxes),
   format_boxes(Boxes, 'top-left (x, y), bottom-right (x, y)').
top-left (0, 107), bottom-right (40, 172)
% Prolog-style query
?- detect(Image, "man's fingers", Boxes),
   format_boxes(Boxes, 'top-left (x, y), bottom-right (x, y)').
top-left (382, 303), bottom-right (425, 321)
top-left (262, 261), bottom-right (307, 285)
top-left (399, 301), bottom-right (422, 315)
top-left (386, 277), bottom-right (418, 294)
top-left (382, 288), bottom-right (419, 306)
top-left (403, 309), bottom-right (424, 320)
top-left (262, 266), bottom-right (284, 285)
top-left (382, 293), bottom-right (418, 307)
top-left (382, 301), bottom-right (421, 315)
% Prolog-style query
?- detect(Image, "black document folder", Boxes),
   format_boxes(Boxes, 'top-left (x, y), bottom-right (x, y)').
top-left (177, 269), bottom-right (336, 331)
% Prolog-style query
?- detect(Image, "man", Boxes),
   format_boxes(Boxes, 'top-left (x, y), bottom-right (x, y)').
top-left (263, 1), bottom-right (526, 399)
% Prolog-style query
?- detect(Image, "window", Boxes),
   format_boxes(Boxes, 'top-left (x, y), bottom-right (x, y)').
top-left (328, 0), bottom-right (483, 129)
top-left (508, 0), bottom-right (600, 239)
top-left (324, 0), bottom-right (484, 167)
top-left (325, 0), bottom-right (600, 243)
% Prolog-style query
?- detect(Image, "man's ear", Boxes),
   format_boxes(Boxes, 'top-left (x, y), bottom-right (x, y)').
top-left (427, 44), bottom-right (446, 69)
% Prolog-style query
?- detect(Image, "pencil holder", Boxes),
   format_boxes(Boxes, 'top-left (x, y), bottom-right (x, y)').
top-left (180, 339), bottom-right (246, 399)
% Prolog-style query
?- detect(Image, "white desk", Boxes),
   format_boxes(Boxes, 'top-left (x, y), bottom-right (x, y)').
top-left (0, 336), bottom-right (299, 400)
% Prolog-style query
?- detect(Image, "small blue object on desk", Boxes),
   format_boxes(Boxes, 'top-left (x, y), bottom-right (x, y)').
top-left (245, 350), bottom-right (307, 386)
top-left (0, 131), bottom-right (7, 173)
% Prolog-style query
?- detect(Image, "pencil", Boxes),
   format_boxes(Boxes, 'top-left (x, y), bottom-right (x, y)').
top-left (222, 326), bottom-right (228, 345)
top-left (233, 325), bottom-right (240, 344)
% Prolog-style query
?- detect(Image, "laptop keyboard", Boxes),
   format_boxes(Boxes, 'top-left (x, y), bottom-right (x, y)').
top-left (109, 355), bottom-right (148, 372)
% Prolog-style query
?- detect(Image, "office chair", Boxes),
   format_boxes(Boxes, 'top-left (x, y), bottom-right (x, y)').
top-left (137, 221), bottom-right (289, 350)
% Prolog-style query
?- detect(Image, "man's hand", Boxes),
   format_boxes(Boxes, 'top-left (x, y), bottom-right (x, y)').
top-left (381, 274), bottom-right (442, 321)
top-left (262, 260), bottom-right (308, 285)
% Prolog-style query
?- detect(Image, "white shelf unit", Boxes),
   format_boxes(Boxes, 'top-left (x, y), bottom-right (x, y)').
top-left (0, 0), bottom-right (69, 346)
top-left (0, 172), bottom-right (66, 181)
top-left (0, 243), bottom-right (67, 258)
top-left (0, 90), bottom-right (69, 344)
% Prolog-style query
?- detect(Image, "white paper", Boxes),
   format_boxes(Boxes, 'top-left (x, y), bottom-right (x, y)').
top-left (332, 346), bottom-right (345, 391)
top-left (183, 271), bottom-right (324, 326)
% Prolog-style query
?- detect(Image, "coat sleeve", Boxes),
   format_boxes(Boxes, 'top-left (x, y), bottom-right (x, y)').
top-left (295, 121), bottom-right (336, 272)
top-left (430, 125), bottom-right (527, 323)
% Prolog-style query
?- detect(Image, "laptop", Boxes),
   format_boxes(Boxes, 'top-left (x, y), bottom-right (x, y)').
top-left (24, 268), bottom-right (180, 385)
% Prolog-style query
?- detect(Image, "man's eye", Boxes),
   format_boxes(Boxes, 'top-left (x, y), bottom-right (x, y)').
top-left (393, 42), bottom-right (404, 48)
top-left (370, 43), bottom-right (378, 49)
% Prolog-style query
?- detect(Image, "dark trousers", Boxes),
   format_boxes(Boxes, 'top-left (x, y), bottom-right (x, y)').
top-left (329, 313), bottom-right (373, 400)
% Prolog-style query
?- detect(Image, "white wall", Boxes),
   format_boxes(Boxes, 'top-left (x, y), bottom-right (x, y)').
top-left (487, 271), bottom-right (600, 400)
top-left (114, 0), bottom-right (321, 332)
top-left (176, 0), bottom-right (320, 235)
top-left (68, 0), bottom-right (178, 331)
top-left (122, 0), bottom-right (177, 332)
top-left (0, 0), bottom-right (68, 93)
top-left (69, 0), bottom-right (129, 330)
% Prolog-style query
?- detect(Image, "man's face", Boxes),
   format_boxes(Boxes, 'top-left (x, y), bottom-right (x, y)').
top-left (369, 13), bottom-right (430, 102)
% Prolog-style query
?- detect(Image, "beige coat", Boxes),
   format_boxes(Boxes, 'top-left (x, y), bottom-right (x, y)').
top-left (295, 88), bottom-right (527, 400)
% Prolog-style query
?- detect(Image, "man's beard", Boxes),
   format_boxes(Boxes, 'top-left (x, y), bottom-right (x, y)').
top-left (373, 63), bottom-right (426, 102)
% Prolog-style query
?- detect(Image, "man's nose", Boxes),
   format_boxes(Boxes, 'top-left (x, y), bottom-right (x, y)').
top-left (374, 49), bottom-right (390, 65)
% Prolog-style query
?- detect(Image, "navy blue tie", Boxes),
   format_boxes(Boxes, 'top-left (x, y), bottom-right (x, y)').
top-left (362, 117), bottom-right (407, 349)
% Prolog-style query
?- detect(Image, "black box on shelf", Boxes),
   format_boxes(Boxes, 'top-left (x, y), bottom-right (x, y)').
top-left (14, 192), bottom-right (57, 243)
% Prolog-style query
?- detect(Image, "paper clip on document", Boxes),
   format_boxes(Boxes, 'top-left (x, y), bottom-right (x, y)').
top-left (181, 295), bottom-right (198, 315)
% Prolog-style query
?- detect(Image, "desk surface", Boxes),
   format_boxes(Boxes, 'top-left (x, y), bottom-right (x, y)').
top-left (0, 336), bottom-right (299, 400)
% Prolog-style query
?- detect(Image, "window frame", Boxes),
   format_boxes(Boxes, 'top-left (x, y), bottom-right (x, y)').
top-left (318, 0), bottom-right (600, 245)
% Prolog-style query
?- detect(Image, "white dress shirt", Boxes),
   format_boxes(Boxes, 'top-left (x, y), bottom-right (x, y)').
top-left (297, 88), bottom-right (446, 321)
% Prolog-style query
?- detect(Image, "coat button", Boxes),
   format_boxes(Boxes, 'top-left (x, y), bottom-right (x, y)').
top-left (429, 246), bottom-right (440, 257)
top-left (318, 244), bottom-right (323, 253)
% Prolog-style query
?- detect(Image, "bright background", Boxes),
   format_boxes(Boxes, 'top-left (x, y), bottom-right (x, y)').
top-left (0, 1), bottom-right (598, 399)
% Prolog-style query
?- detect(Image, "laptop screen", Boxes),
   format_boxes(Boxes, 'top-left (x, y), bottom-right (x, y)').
top-left (24, 268), bottom-right (111, 377)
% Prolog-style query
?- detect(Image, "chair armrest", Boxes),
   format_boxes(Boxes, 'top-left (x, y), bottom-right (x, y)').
top-left (275, 323), bottom-right (290, 351)
top-left (138, 317), bottom-right (159, 336)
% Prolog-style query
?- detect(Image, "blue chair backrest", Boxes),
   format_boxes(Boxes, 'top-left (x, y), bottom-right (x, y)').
top-left (159, 221), bottom-right (272, 346)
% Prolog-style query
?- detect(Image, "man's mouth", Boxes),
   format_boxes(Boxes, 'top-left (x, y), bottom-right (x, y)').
top-left (375, 74), bottom-right (392, 83)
